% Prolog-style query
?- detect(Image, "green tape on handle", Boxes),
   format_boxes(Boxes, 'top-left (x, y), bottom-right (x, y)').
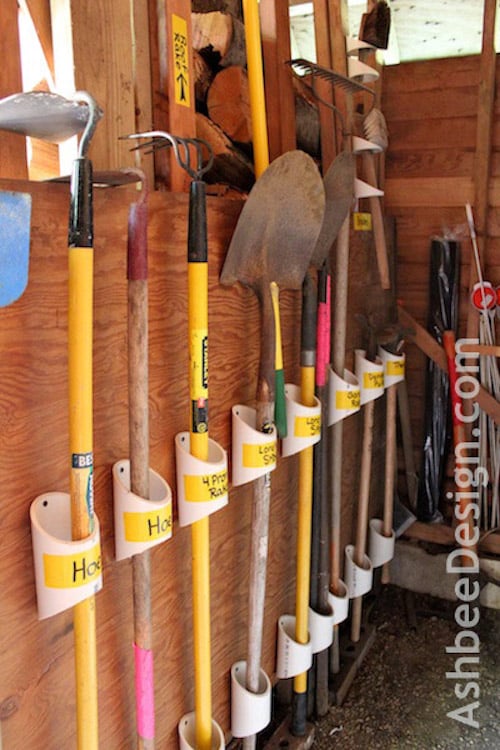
top-left (274, 368), bottom-right (287, 439)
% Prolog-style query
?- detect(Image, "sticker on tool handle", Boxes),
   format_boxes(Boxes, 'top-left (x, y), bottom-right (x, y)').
top-left (30, 491), bottom-right (103, 619)
top-left (231, 404), bottom-right (277, 486)
top-left (355, 349), bottom-right (384, 405)
top-left (344, 544), bottom-right (373, 598)
top-left (175, 432), bottom-right (228, 526)
top-left (353, 212), bottom-right (372, 231)
top-left (275, 614), bottom-right (312, 679)
top-left (172, 14), bottom-right (191, 107)
top-left (190, 328), bottom-right (208, 433)
top-left (378, 346), bottom-right (405, 387)
top-left (281, 384), bottom-right (321, 457)
top-left (328, 367), bottom-right (360, 425)
top-left (368, 518), bottom-right (395, 568)
top-left (231, 661), bottom-right (272, 738)
top-left (71, 451), bottom-right (94, 519)
top-left (112, 459), bottom-right (173, 561)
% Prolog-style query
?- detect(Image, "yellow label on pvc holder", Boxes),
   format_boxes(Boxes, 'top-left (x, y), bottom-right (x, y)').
top-left (44, 543), bottom-right (102, 589)
top-left (242, 442), bottom-right (277, 468)
top-left (112, 459), bottom-right (173, 561)
top-left (231, 405), bottom-right (278, 486)
top-left (184, 469), bottom-right (229, 502)
top-left (175, 432), bottom-right (228, 526)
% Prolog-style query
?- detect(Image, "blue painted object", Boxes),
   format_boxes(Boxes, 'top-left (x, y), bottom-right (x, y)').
top-left (0, 191), bottom-right (31, 306)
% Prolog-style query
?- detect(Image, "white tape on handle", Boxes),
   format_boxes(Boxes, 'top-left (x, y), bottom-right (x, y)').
top-left (230, 661), bottom-right (272, 738)
top-left (275, 614), bottom-right (313, 679)
top-left (231, 404), bottom-right (277, 486)
top-left (30, 492), bottom-right (103, 620)
top-left (355, 349), bottom-right (385, 405)
top-left (175, 433), bottom-right (228, 526)
top-left (328, 579), bottom-right (350, 625)
top-left (178, 713), bottom-right (225, 750)
top-left (369, 518), bottom-right (396, 568)
top-left (328, 367), bottom-right (360, 425)
top-left (344, 545), bottom-right (373, 598)
top-left (112, 459), bottom-right (172, 561)
top-left (378, 346), bottom-right (405, 387)
top-left (281, 384), bottom-right (321, 458)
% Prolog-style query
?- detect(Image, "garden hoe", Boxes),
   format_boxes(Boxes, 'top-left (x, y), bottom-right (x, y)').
top-left (0, 88), bottom-right (102, 749)
top-left (221, 149), bottom-right (325, 750)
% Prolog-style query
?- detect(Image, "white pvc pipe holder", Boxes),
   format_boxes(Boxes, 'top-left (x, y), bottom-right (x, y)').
top-left (230, 661), bottom-right (272, 738)
top-left (276, 614), bottom-right (313, 679)
top-left (355, 178), bottom-right (384, 200)
top-left (328, 367), bottom-right (360, 425)
top-left (378, 346), bottom-right (406, 387)
top-left (328, 579), bottom-right (350, 625)
top-left (30, 492), bottom-right (103, 619)
top-left (112, 459), bottom-right (173, 561)
top-left (178, 713), bottom-right (225, 750)
top-left (175, 432), bottom-right (228, 526)
top-left (369, 518), bottom-right (396, 568)
top-left (348, 57), bottom-right (379, 83)
top-left (355, 349), bottom-right (385, 405)
top-left (281, 383), bottom-right (321, 458)
top-left (346, 36), bottom-right (376, 56)
top-left (231, 404), bottom-right (277, 486)
top-left (352, 135), bottom-right (383, 155)
top-left (345, 545), bottom-right (373, 598)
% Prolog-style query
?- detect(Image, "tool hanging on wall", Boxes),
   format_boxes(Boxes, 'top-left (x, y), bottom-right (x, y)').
top-left (124, 169), bottom-right (157, 749)
top-left (123, 130), bottom-right (219, 750)
top-left (242, 0), bottom-right (287, 436)
top-left (67, 92), bottom-right (102, 750)
top-left (221, 150), bottom-right (324, 750)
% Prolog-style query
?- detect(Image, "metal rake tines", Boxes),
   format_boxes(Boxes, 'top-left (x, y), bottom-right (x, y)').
top-left (120, 130), bottom-right (214, 180)
top-left (286, 58), bottom-right (375, 97)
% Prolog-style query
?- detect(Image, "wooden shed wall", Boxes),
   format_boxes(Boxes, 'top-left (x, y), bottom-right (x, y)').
top-left (383, 54), bottom-right (500, 470)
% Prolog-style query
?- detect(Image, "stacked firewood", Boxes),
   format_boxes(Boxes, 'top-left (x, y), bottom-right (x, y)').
top-left (192, 3), bottom-right (320, 192)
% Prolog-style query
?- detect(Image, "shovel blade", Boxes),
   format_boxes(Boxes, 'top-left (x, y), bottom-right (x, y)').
top-left (311, 151), bottom-right (355, 267)
top-left (0, 191), bottom-right (31, 306)
top-left (221, 150), bottom-right (325, 292)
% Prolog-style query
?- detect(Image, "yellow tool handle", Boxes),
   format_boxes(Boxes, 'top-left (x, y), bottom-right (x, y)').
top-left (242, 0), bottom-right (269, 179)
top-left (69, 245), bottom-right (98, 750)
top-left (188, 245), bottom-right (212, 750)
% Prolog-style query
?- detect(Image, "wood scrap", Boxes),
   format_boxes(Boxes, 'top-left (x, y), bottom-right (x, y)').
top-left (192, 11), bottom-right (246, 68)
top-left (196, 112), bottom-right (254, 191)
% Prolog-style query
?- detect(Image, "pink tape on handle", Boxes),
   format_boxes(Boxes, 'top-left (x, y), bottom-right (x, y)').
top-left (316, 275), bottom-right (331, 387)
top-left (134, 643), bottom-right (155, 740)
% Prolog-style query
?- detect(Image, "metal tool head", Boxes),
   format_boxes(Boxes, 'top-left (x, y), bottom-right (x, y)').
top-left (73, 91), bottom-right (103, 157)
top-left (0, 91), bottom-right (99, 143)
top-left (121, 130), bottom-right (214, 180)
top-left (220, 150), bottom-right (325, 293)
top-left (286, 58), bottom-right (375, 97)
top-left (311, 151), bottom-right (355, 268)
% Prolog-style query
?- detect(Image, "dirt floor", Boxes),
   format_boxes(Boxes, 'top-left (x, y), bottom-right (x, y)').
top-left (310, 585), bottom-right (499, 750)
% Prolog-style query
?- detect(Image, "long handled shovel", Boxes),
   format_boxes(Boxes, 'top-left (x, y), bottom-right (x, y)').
top-left (221, 150), bottom-right (324, 750)
top-left (67, 92), bottom-right (102, 750)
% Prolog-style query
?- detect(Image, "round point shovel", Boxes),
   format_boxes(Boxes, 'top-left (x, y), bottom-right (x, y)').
top-left (221, 149), bottom-right (325, 750)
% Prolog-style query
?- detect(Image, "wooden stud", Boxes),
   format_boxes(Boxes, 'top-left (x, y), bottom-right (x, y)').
top-left (0, 0), bottom-right (28, 179)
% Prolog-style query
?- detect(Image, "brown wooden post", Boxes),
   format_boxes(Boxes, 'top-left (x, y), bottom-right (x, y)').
top-left (50, 0), bottom-right (145, 173)
top-left (260, 0), bottom-right (296, 161)
top-left (0, 0), bottom-right (28, 178)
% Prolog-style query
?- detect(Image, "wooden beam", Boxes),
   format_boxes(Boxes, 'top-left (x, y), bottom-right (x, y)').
top-left (23, 0), bottom-right (54, 75)
top-left (403, 520), bottom-right (500, 557)
top-left (0, 0), bottom-right (28, 179)
top-left (50, 0), bottom-right (143, 173)
top-left (261, 0), bottom-right (296, 160)
top-left (398, 304), bottom-right (500, 425)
